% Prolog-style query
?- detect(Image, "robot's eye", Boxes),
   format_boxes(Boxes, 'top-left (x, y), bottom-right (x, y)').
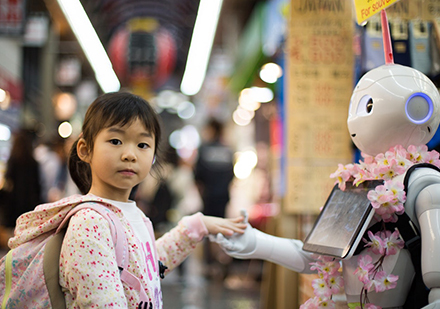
top-left (366, 98), bottom-right (373, 113)
top-left (405, 92), bottom-right (433, 124)
top-left (356, 95), bottom-right (373, 116)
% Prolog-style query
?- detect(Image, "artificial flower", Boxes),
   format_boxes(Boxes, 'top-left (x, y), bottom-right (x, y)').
top-left (382, 230), bottom-right (404, 256)
top-left (354, 255), bottom-right (374, 284)
top-left (371, 271), bottom-right (398, 293)
top-left (364, 231), bottom-right (386, 255)
top-left (312, 278), bottom-right (332, 298)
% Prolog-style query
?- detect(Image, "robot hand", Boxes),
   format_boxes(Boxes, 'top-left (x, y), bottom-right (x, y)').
top-left (209, 209), bottom-right (256, 254)
top-left (210, 210), bottom-right (316, 274)
top-left (209, 223), bottom-right (257, 256)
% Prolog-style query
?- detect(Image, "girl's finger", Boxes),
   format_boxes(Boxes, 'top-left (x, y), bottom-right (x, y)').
top-left (226, 223), bottom-right (246, 234)
top-left (231, 216), bottom-right (245, 223)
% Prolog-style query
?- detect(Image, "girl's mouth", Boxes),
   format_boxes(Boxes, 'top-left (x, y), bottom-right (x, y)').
top-left (119, 169), bottom-right (136, 176)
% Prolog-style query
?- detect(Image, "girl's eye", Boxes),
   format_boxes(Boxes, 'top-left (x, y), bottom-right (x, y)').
top-left (138, 143), bottom-right (149, 149)
top-left (109, 139), bottom-right (122, 145)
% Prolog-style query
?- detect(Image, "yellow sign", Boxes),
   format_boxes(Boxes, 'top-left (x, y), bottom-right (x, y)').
top-left (353, 0), bottom-right (400, 25)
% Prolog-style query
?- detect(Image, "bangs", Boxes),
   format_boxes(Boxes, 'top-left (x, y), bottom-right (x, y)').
top-left (102, 100), bottom-right (158, 135)
top-left (84, 92), bottom-right (161, 148)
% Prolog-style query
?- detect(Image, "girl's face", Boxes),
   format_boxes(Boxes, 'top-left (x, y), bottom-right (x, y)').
top-left (78, 118), bottom-right (155, 202)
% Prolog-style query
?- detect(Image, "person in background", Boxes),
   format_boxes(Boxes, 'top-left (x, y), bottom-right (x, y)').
top-left (194, 117), bottom-right (234, 278)
top-left (35, 135), bottom-right (80, 203)
top-left (34, 136), bottom-right (63, 203)
top-left (0, 128), bottom-right (41, 244)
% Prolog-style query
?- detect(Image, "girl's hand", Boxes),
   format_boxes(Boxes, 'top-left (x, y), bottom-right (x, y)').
top-left (201, 215), bottom-right (247, 237)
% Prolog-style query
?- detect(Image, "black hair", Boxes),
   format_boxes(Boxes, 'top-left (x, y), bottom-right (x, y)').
top-left (207, 117), bottom-right (223, 141)
top-left (68, 92), bottom-right (163, 194)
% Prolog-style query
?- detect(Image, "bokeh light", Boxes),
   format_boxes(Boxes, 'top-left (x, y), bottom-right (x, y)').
top-left (259, 62), bottom-right (283, 84)
top-left (58, 121), bottom-right (73, 138)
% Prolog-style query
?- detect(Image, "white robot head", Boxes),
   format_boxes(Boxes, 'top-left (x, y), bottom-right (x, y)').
top-left (347, 64), bottom-right (440, 156)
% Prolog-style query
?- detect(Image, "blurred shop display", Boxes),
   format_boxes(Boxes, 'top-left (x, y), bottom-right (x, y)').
top-left (0, 0), bottom-right (26, 36)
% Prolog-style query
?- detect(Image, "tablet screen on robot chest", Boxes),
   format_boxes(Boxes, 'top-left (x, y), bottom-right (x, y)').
top-left (302, 180), bottom-right (382, 259)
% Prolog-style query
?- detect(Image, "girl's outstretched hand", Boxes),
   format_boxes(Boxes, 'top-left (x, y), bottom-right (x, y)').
top-left (201, 215), bottom-right (247, 237)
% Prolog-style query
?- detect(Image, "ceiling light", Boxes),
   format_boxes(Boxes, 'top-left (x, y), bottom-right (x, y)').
top-left (57, 0), bottom-right (120, 93)
top-left (180, 0), bottom-right (223, 96)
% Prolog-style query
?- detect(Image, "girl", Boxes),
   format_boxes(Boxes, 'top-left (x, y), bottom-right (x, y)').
top-left (8, 92), bottom-right (246, 308)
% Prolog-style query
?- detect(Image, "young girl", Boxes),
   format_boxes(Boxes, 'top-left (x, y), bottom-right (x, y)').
top-left (8, 92), bottom-right (246, 308)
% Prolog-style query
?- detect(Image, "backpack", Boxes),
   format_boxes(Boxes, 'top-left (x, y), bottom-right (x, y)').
top-left (0, 200), bottom-right (153, 309)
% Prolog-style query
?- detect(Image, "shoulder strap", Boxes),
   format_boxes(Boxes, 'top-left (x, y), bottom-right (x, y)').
top-left (56, 202), bottom-right (129, 269)
top-left (400, 163), bottom-right (440, 308)
top-left (44, 202), bottom-right (129, 308)
top-left (399, 163), bottom-right (440, 256)
top-left (44, 231), bottom-right (67, 309)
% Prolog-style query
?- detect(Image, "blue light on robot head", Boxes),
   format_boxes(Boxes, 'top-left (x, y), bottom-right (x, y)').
top-left (405, 92), bottom-right (433, 125)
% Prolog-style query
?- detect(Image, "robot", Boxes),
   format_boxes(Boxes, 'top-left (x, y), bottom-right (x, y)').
top-left (211, 13), bottom-right (440, 309)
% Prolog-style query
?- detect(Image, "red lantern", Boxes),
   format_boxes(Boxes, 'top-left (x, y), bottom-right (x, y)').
top-left (108, 20), bottom-right (177, 90)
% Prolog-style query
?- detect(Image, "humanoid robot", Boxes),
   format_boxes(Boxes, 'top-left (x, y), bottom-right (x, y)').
top-left (212, 12), bottom-right (440, 309)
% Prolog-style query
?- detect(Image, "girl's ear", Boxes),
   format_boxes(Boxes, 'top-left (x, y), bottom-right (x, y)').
top-left (77, 138), bottom-right (91, 163)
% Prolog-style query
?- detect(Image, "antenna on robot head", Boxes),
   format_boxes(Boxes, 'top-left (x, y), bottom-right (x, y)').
top-left (381, 9), bottom-right (394, 64)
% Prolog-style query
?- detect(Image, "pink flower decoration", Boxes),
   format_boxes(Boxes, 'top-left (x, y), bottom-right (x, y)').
top-left (362, 153), bottom-right (375, 164)
top-left (367, 179), bottom-right (406, 222)
top-left (384, 179), bottom-right (406, 203)
top-left (383, 230), bottom-right (404, 256)
top-left (372, 271), bottom-right (398, 292)
top-left (407, 145), bottom-right (428, 163)
top-left (317, 299), bottom-right (336, 309)
top-left (353, 167), bottom-right (374, 186)
top-left (367, 185), bottom-right (390, 208)
top-left (364, 231), bottom-right (386, 255)
top-left (354, 255), bottom-right (374, 284)
top-left (300, 297), bottom-right (319, 309)
top-left (330, 164), bottom-right (355, 191)
top-left (301, 297), bottom-right (336, 309)
top-left (312, 278), bottom-right (331, 298)
top-left (310, 256), bottom-right (340, 276)
top-left (322, 145), bottom-right (440, 308)
top-left (327, 273), bottom-right (344, 294)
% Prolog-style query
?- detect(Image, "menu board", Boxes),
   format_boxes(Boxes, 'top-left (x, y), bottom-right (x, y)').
top-left (285, 0), bottom-right (354, 214)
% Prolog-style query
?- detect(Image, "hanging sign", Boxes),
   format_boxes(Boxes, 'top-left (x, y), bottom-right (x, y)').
top-left (0, 0), bottom-right (25, 35)
top-left (353, 0), bottom-right (400, 25)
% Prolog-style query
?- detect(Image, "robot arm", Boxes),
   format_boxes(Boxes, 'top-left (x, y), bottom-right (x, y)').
top-left (211, 224), bottom-right (316, 274)
top-left (415, 184), bottom-right (440, 306)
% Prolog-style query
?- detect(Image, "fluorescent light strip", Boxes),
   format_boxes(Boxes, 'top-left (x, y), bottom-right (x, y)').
top-left (180, 0), bottom-right (223, 96)
top-left (57, 0), bottom-right (120, 93)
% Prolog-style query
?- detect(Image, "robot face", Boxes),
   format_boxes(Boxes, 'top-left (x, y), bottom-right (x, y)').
top-left (347, 64), bottom-right (440, 156)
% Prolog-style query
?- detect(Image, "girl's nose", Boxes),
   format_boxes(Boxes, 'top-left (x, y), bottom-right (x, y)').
top-left (122, 147), bottom-right (136, 162)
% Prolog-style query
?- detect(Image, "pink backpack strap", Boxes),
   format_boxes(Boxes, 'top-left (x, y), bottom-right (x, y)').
top-left (57, 202), bottom-right (128, 269)
top-left (57, 202), bottom-right (150, 300)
